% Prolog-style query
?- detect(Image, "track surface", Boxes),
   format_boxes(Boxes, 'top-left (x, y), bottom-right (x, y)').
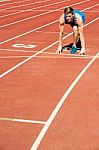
top-left (0, 0), bottom-right (99, 150)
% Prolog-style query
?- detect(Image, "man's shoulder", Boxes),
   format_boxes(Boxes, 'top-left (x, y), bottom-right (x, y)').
top-left (73, 9), bottom-right (82, 13)
top-left (59, 14), bottom-right (65, 24)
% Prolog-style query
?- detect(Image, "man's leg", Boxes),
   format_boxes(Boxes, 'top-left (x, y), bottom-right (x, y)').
top-left (72, 26), bottom-right (79, 46)
top-left (70, 26), bottom-right (79, 54)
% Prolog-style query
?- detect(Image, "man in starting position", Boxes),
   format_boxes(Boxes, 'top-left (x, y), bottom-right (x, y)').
top-left (56, 7), bottom-right (86, 55)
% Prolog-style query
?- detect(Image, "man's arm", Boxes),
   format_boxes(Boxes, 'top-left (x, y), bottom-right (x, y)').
top-left (56, 16), bottom-right (64, 53)
top-left (78, 25), bottom-right (85, 54)
top-left (77, 18), bottom-right (86, 54)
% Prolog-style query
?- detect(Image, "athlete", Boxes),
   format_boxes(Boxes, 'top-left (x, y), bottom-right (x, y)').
top-left (56, 7), bottom-right (86, 55)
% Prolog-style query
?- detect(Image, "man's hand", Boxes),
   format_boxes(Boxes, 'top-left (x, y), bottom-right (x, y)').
top-left (56, 14), bottom-right (64, 54)
top-left (56, 45), bottom-right (62, 54)
top-left (79, 48), bottom-right (86, 55)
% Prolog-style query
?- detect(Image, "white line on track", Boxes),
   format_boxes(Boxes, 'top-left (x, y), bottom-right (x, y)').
top-left (0, 48), bottom-right (98, 58)
top-left (35, 55), bottom-right (99, 59)
top-left (0, 0), bottom-right (50, 6)
top-left (0, 117), bottom-right (46, 124)
top-left (0, 48), bottom-right (86, 54)
top-left (0, 48), bottom-right (35, 52)
top-left (30, 52), bottom-right (99, 150)
top-left (85, 10), bottom-right (99, 12)
top-left (0, 55), bottom-right (99, 59)
top-left (0, 16), bottom-right (99, 78)
top-left (0, 0), bottom-right (10, 2)
top-left (2, 9), bottom-right (99, 12)
top-left (35, 31), bottom-right (65, 34)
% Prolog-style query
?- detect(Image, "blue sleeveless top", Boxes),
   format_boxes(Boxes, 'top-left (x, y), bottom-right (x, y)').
top-left (64, 10), bottom-right (85, 27)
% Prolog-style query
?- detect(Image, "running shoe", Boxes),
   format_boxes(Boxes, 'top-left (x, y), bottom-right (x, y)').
top-left (70, 45), bottom-right (77, 54)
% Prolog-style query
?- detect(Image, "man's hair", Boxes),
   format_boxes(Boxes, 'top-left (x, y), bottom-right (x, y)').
top-left (64, 7), bottom-right (74, 15)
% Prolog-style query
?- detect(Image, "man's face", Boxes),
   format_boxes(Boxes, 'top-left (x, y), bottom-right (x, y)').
top-left (66, 13), bottom-right (73, 23)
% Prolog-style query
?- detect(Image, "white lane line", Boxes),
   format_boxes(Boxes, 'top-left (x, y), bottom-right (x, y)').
top-left (30, 52), bottom-right (99, 150)
top-left (0, 49), bottom-right (98, 58)
top-left (0, 0), bottom-right (90, 28)
top-left (0, 0), bottom-right (50, 6)
top-left (0, 47), bottom-right (95, 54)
top-left (0, 48), bottom-right (34, 52)
top-left (85, 10), bottom-right (99, 12)
top-left (0, 16), bottom-right (99, 78)
top-left (35, 55), bottom-right (99, 59)
top-left (2, 9), bottom-right (99, 12)
top-left (0, 117), bottom-right (46, 124)
top-left (0, 0), bottom-right (10, 2)
top-left (0, 55), bottom-right (98, 59)
top-left (35, 31), bottom-right (67, 34)
top-left (0, 55), bottom-right (31, 58)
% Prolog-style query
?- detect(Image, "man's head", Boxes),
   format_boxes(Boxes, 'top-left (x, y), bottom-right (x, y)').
top-left (64, 7), bottom-right (74, 23)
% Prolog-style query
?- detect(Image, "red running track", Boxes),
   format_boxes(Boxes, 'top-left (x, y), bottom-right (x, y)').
top-left (0, 0), bottom-right (99, 149)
